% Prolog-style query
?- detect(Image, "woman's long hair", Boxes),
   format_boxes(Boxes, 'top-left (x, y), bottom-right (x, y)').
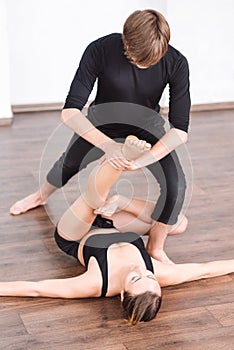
top-left (122, 291), bottom-right (162, 325)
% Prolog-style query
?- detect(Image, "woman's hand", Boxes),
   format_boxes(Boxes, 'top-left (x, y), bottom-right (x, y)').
top-left (99, 140), bottom-right (131, 170)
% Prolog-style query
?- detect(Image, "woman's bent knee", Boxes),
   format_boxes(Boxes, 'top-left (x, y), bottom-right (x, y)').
top-left (83, 192), bottom-right (106, 210)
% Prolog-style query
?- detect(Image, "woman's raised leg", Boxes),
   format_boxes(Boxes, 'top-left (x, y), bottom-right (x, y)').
top-left (58, 136), bottom-right (152, 240)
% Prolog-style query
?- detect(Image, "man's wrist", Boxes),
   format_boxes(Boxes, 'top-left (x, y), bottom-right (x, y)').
top-left (98, 139), bottom-right (116, 152)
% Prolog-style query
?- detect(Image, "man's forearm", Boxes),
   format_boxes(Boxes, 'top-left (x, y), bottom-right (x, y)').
top-left (151, 128), bottom-right (188, 159)
top-left (130, 128), bottom-right (188, 169)
top-left (61, 108), bottom-right (131, 169)
top-left (61, 108), bottom-right (113, 151)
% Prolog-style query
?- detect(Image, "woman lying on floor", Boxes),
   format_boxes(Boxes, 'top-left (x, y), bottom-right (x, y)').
top-left (1, 137), bottom-right (234, 325)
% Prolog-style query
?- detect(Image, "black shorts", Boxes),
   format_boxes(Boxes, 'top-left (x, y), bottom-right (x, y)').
top-left (54, 227), bottom-right (80, 260)
top-left (54, 215), bottom-right (115, 259)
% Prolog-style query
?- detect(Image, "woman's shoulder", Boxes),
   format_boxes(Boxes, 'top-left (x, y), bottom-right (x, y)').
top-left (151, 258), bottom-right (170, 285)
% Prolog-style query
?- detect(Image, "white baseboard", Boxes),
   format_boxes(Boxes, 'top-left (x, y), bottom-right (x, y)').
top-left (0, 117), bottom-right (13, 126)
top-left (11, 101), bottom-right (234, 115)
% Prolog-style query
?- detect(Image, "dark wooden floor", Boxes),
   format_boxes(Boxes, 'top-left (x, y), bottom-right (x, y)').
top-left (0, 109), bottom-right (234, 349)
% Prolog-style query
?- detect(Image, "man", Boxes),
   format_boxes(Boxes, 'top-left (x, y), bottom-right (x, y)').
top-left (10, 9), bottom-right (190, 263)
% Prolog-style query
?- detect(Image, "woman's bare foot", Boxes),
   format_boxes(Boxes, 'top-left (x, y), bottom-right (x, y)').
top-left (10, 192), bottom-right (46, 215)
top-left (122, 135), bottom-right (151, 161)
top-left (94, 194), bottom-right (128, 217)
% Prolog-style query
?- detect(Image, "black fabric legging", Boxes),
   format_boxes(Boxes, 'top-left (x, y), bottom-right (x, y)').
top-left (47, 124), bottom-right (186, 225)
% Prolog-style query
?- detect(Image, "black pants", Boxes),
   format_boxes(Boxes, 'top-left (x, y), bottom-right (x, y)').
top-left (47, 124), bottom-right (186, 225)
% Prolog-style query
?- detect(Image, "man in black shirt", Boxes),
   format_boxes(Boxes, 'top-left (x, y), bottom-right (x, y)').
top-left (10, 9), bottom-right (190, 263)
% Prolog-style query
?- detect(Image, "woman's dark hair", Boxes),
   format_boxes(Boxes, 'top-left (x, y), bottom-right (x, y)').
top-left (122, 9), bottom-right (170, 67)
top-left (122, 291), bottom-right (162, 325)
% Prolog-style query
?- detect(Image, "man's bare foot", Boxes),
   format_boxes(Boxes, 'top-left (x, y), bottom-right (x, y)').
top-left (146, 246), bottom-right (175, 264)
top-left (122, 135), bottom-right (151, 161)
top-left (94, 194), bottom-right (128, 217)
top-left (10, 192), bottom-right (46, 215)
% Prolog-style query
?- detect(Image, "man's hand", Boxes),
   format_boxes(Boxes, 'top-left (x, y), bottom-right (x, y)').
top-left (126, 150), bottom-right (157, 170)
top-left (99, 141), bottom-right (131, 170)
top-left (126, 128), bottom-right (188, 170)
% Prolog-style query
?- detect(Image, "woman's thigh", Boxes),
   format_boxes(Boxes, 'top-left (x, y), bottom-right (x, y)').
top-left (111, 211), bottom-right (152, 235)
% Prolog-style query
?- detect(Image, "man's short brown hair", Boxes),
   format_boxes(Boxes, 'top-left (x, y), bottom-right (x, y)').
top-left (122, 9), bottom-right (170, 67)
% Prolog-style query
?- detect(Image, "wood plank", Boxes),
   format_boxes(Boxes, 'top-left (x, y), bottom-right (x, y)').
top-left (0, 335), bottom-right (29, 350)
top-left (18, 305), bottom-right (220, 349)
top-left (0, 109), bottom-right (234, 349)
top-left (207, 302), bottom-right (234, 326)
top-left (0, 310), bottom-right (28, 338)
top-left (124, 325), bottom-right (234, 350)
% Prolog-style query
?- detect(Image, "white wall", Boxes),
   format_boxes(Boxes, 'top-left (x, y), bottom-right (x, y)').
top-left (4, 0), bottom-right (234, 106)
top-left (0, 0), bottom-right (12, 119)
top-left (5, 0), bottom-right (166, 105)
top-left (167, 0), bottom-right (234, 104)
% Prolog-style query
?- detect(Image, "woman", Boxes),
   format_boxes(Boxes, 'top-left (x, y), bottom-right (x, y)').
top-left (2, 138), bottom-right (234, 325)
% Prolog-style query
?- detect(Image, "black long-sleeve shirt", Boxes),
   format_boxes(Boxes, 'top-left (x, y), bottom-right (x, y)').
top-left (63, 33), bottom-right (191, 132)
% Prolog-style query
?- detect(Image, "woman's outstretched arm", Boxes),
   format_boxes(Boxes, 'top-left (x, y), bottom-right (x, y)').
top-left (0, 271), bottom-right (100, 299)
top-left (155, 259), bottom-right (234, 287)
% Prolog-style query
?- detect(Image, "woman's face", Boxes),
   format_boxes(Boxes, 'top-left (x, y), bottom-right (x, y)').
top-left (122, 265), bottom-right (161, 298)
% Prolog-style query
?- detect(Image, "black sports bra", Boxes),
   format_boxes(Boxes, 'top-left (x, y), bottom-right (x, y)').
top-left (83, 231), bottom-right (154, 297)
